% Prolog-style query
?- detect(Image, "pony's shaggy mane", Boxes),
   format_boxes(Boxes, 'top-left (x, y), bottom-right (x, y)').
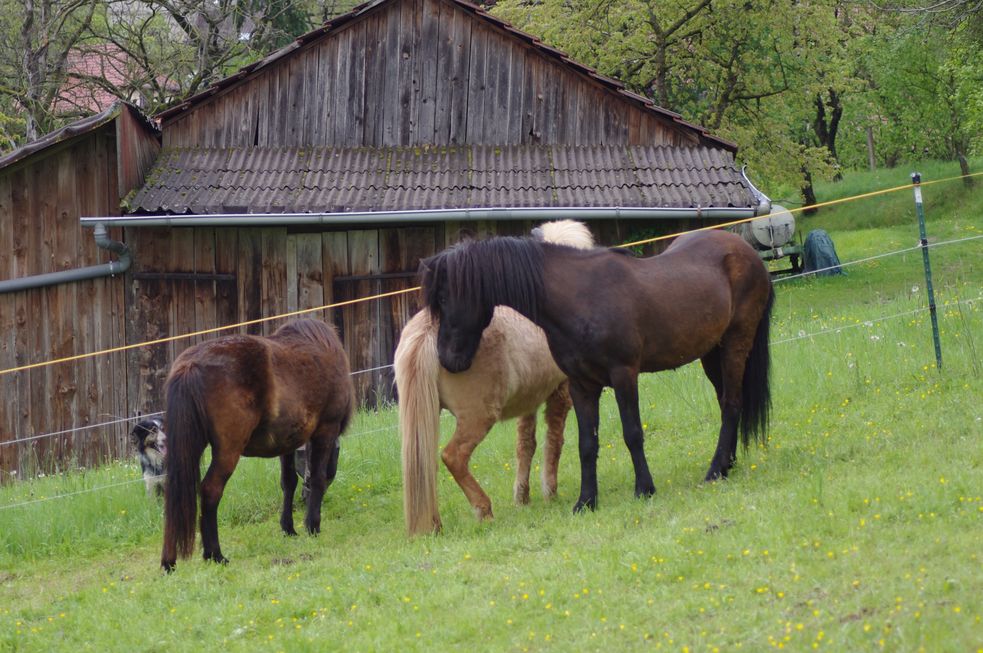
top-left (421, 237), bottom-right (545, 323)
top-left (274, 318), bottom-right (341, 349)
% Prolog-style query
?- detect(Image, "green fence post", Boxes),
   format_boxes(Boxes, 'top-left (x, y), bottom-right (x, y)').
top-left (911, 172), bottom-right (943, 371)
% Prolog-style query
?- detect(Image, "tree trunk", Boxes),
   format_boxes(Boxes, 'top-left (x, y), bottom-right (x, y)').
top-left (801, 166), bottom-right (818, 215)
top-left (957, 152), bottom-right (974, 187)
top-left (814, 90), bottom-right (844, 181)
top-left (866, 127), bottom-right (876, 171)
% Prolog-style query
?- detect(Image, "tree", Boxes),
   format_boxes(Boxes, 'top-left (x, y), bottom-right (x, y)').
top-left (80, 0), bottom-right (317, 115)
top-left (493, 0), bottom-right (855, 201)
top-left (0, 0), bottom-right (97, 141)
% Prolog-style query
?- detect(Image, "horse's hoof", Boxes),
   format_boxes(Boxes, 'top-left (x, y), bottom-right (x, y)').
top-left (474, 506), bottom-right (494, 521)
top-left (204, 553), bottom-right (229, 565)
top-left (161, 561), bottom-right (176, 574)
top-left (704, 468), bottom-right (729, 482)
top-left (635, 485), bottom-right (656, 498)
top-left (573, 497), bottom-right (597, 513)
top-left (283, 528), bottom-right (299, 537)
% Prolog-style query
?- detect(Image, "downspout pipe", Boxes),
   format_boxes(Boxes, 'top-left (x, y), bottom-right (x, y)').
top-left (0, 222), bottom-right (131, 295)
top-left (742, 166), bottom-right (773, 216)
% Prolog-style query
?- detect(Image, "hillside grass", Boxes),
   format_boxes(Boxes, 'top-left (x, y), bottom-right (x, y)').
top-left (1, 163), bottom-right (981, 652)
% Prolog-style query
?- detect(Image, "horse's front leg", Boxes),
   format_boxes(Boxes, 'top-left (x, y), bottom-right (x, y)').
top-left (279, 452), bottom-right (299, 536)
top-left (569, 381), bottom-right (602, 513)
top-left (442, 416), bottom-right (497, 520)
top-left (611, 367), bottom-right (656, 499)
top-left (200, 449), bottom-right (240, 565)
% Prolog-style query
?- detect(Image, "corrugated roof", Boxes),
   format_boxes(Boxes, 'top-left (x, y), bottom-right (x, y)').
top-left (154, 0), bottom-right (736, 152)
top-left (0, 102), bottom-right (159, 171)
top-left (127, 144), bottom-right (758, 215)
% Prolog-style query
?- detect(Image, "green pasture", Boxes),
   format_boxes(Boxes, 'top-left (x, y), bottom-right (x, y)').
top-left (1, 163), bottom-right (980, 652)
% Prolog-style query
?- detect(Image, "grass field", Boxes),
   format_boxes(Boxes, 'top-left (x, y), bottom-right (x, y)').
top-left (1, 162), bottom-right (980, 652)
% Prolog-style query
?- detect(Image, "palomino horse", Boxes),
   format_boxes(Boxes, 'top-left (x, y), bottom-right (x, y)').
top-left (420, 230), bottom-right (774, 513)
top-left (161, 319), bottom-right (353, 571)
top-left (397, 220), bottom-right (594, 535)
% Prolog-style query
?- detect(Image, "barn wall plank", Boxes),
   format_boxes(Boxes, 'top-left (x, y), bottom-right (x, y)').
top-left (381, 6), bottom-right (403, 146)
top-left (286, 233), bottom-right (299, 313)
top-left (341, 229), bottom-right (379, 404)
top-left (295, 233), bottom-right (325, 312)
top-left (417, 0), bottom-right (440, 141)
top-left (322, 230), bottom-right (349, 326)
top-left (331, 28), bottom-right (353, 146)
top-left (214, 228), bottom-right (240, 335)
top-left (237, 228), bottom-right (264, 335)
top-left (194, 227), bottom-right (218, 346)
top-left (261, 228), bottom-right (288, 335)
top-left (465, 22), bottom-right (489, 144)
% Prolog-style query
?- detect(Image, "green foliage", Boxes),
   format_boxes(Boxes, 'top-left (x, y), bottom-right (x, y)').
top-left (492, 0), bottom-right (983, 195)
top-left (1, 169), bottom-right (981, 652)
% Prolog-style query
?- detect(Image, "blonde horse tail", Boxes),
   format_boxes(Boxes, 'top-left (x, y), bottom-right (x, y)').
top-left (395, 313), bottom-right (443, 535)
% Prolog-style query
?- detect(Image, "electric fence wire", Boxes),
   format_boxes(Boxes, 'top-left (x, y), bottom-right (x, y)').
top-left (0, 364), bottom-right (396, 448)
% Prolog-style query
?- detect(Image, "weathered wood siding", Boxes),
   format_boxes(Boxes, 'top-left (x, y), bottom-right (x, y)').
top-left (122, 224), bottom-right (440, 412)
top-left (162, 0), bottom-right (694, 149)
top-left (121, 215), bottom-right (719, 415)
top-left (0, 122), bottom-right (158, 480)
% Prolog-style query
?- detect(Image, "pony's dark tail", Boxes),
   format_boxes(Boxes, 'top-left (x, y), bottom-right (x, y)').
top-left (740, 286), bottom-right (774, 448)
top-left (162, 365), bottom-right (211, 566)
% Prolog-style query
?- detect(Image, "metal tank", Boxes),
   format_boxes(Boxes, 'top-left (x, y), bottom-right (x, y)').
top-left (733, 205), bottom-right (803, 273)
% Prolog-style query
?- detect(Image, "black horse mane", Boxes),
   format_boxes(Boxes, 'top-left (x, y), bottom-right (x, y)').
top-left (420, 236), bottom-right (545, 322)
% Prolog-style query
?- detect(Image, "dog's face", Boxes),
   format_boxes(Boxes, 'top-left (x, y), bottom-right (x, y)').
top-left (130, 417), bottom-right (167, 459)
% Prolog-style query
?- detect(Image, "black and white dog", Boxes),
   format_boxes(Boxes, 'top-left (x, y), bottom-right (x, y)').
top-left (130, 416), bottom-right (167, 497)
top-left (129, 415), bottom-right (338, 500)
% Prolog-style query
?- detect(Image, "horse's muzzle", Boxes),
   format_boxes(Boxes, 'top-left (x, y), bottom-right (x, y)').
top-left (438, 349), bottom-right (475, 374)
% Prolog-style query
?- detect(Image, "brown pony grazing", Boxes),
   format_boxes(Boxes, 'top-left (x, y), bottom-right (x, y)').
top-left (397, 220), bottom-right (594, 535)
top-left (420, 230), bottom-right (774, 514)
top-left (160, 319), bottom-right (353, 571)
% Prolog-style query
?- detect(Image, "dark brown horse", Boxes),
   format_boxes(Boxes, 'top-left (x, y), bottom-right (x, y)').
top-left (420, 230), bottom-right (774, 513)
top-left (161, 319), bottom-right (353, 571)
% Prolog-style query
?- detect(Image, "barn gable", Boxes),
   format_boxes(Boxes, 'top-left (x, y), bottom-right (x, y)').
top-left (157, 0), bottom-right (732, 151)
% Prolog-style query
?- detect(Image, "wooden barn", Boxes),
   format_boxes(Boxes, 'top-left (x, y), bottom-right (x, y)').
top-left (1, 0), bottom-right (770, 478)
top-left (0, 103), bottom-right (160, 477)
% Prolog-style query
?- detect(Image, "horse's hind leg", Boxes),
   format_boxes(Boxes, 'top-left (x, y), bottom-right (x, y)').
top-left (199, 448), bottom-right (241, 564)
top-left (610, 368), bottom-right (656, 500)
top-left (303, 425), bottom-right (340, 535)
top-left (541, 382), bottom-right (571, 500)
top-left (442, 416), bottom-right (496, 520)
top-left (514, 413), bottom-right (537, 505)
top-left (701, 340), bottom-right (747, 481)
top-left (279, 453), bottom-right (299, 536)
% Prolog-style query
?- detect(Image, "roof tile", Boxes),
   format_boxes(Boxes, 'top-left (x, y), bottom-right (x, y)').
top-left (128, 144), bottom-right (758, 215)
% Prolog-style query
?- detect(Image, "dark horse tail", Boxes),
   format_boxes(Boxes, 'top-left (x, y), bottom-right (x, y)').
top-left (163, 364), bottom-right (211, 563)
top-left (740, 285), bottom-right (774, 447)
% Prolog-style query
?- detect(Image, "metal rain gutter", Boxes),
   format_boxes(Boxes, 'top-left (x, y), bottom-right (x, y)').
top-left (81, 205), bottom-right (762, 228)
top-left (0, 223), bottom-right (131, 295)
